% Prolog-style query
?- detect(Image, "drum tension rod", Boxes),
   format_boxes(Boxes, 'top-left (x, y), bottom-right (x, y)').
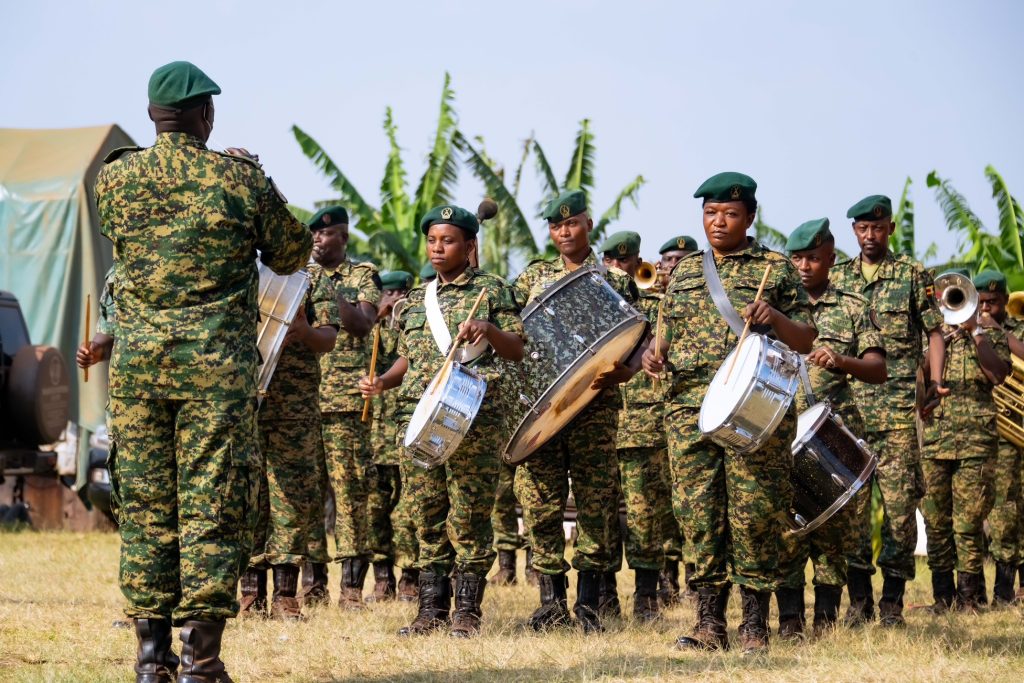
top-left (519, 393), bottom-right (541, 417)
top-left (572, 334), bottom-right (597, 356)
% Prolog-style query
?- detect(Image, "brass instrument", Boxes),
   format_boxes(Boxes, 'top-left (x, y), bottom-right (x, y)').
top-left (634, 260), bottom-right (660, 290)
top-left (388, 296), bottom-right (408, 330)
top-left (995, 354), bottom-right (1024, 448)
top-left (934, 271), bottom-right (979, 326)
top-left (1007, 291), bottom-right (1024, 319)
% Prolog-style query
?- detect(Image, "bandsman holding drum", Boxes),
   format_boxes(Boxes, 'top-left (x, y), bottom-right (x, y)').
top-left (359, 205), bottom-right (526, 638)
top-left (642, 172), bottom-right (817, 655)
top-left (832, 195), bottom-right (946, 628)
top-left (778, 218), bottom-right (887, 638)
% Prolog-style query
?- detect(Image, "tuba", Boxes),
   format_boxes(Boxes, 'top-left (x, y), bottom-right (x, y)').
top-left (934, 271), bottom-right (979, 326)
top-left (995, 354), bottom-right (1024, 448)
top-left (634, 260), bottom-right (659, 290)
top-left (1007, 290), bottom-right (1024, 319)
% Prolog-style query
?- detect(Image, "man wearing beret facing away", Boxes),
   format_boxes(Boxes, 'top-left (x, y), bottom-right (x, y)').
top-left (777, 218), bottom-right (887, 638)
top-left (360, 205), bottom-right (526, 637)
top-left (656, 235), bottom-right (699, 293)
top-left (96, 61), bottom-right (312, 682)
top-left (643, 172), bottom-right (816, 655)
top-left (831, 195), bottom-right (946, 627)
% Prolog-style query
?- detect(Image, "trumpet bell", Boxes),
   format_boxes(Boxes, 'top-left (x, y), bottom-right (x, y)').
top-left (1008, 291), bottom-right (1024, 320)
top-left (635, 260), bottom-right (658, 290)
top-left (934, 271), bottom-right (979, 326)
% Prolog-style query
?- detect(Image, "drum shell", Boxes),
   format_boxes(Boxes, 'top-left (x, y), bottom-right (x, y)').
top-left (404, 363), bottom-right (487, 469)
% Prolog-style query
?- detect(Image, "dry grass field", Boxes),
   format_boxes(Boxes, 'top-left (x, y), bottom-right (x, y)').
top-left (1, 532), bottom-right (1023, 682)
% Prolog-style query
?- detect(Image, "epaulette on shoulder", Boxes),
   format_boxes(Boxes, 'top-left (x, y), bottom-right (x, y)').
top-left (352, 259), bottom-right (379, 273)
top-left (103, 146), bottom-right (143, 164)
top-left (835, 256), bottom-right (856, 267)
top-left (475, 268), bottom-right (509, 286)
top-left (837, 288), bottom-right (870, 307)
top-left (216, 150), bottom-right (262, 169)
top-left (607, 265), bottom-right (629, 279)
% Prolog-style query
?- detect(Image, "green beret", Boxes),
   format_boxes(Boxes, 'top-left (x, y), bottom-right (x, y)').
top-left (419, 205), bottom-right (479, 236)
top-left (693, 172), bottom-right (757, 203)
top-left (786, 218), bottom-right (832, 253)
top-left (419, 262), bottom-right (436, 280)
top-left (598, 231), bottom-right (641, 258)
top-left (542, 189), bottom-right (588, 222)
top-left (148, 61), bottom-right (221, 108)
top-left (307, 206), bottom-right (349, 230)
top-left (659, 235), bottom-right (698, 254)
top-left (846, 195), bottom-right (892, 221)
top-left (973, 269), bottom-right (1007, 294)
top-left (380, 270), bottom-right (414, 291)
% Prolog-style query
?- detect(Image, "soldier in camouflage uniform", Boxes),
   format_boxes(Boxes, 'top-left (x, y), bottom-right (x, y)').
top-left (977, 270), bottom-right (1024, 604)
top-left (366, 270), bottom-right (420, 602)
top-left (77, 265), bottom-right (118, 370)
top-left (239, 261), bottom-right (338, 621)
top-left (306, 206), bottom-right (382, 609)
top-left (512, 190), bottom-right (641, 634)
top-left (360, 205), bottom-right (526, 638)
top-left (777, 219), bottom-right (887, 639)
top-left (832, 195), bottom-right (946, 628)
top-left (642, 172), bottom-right (817, 655)
top-left (655, 235), bottom-right (699, 295)
top-left (96, 61), bottom-right (312, 683)
top-left (920, 269), bottom-right (1010, 611)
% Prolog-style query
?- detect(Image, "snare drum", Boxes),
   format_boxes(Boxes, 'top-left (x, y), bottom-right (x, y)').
top-left (256, 263), bottom-right (310, 405)
top-left (699, 333), bottom-right (801, 453)
top-left (788, 402), bottom-right (877, 536)
top-left (502, 266), bottom-right (647, 464)
top-left (404, 362), bottom-right (487, 469)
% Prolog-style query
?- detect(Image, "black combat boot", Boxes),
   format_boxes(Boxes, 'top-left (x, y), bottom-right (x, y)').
top-left (339, 557), bottom-right (369, 610)
top-left (574, 570), bottom-right (604, 633)
top-left (633, 568), bottom-right (661, 623)
top-left (994, 561), bottom-right (1017, 606)
top-left (133, 618), bottom-right (179, 683)
top-left (956, 571), bottom-right (984, 613)
top-left (238, 568), bottom-right (266, 617)
top-left (366, 562), bottom-right (397, 603)
top-left (491, 549), bottom-right (518, 586)
top-left (528, 572), bottom-right (572, 631)
top-left (775, 586), bottom-right (805, 642)
top-left (270, 564), bottom-right (303, 621)
top-left (398, 571), bottom-right (452, 636)
top-left (397, 567), bottom-right (420, 602)
top-left (675, 584), bottom-right (730, 651)
top-left (928, 570), bottom-right (956, 614)
top-left (878, 575), bottom-right (907, 627)
top-left (450, 570), bottom-right (487, 638)
top-left (301, 562), bottom-right (329, 607)
top-left (524, 546), bottom-right (540, 586)
top-left (738, 587), bottom-right (771, 655)
top-left (598, 571), bottom-right (621, 619)
top-left (812, 585), bottom-right (842, 638)
top-left (844, 568), bottom-right (875, 626)
top-left (658, 560), bottom-right (681, 607)
top-left (176, 620), bottom-right (232, 683)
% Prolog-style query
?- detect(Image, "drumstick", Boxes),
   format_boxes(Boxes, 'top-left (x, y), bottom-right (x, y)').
top-left (361, 324), bottom-right (381, 423)
top-left (724, 264), bottom-right (772, 382)
top-left (83, 294), bottom-right (91, 383)
top-left (653, 299), bottom-right (664, 382)
top-left (433, 288), bottom-right (488, 395)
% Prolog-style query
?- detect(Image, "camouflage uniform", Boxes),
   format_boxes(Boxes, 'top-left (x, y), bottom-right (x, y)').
top-left (491, 464), bottom-right (524, 554)
top-left (832, 252), bottom-right (942, 582)
top-left (778, 283), bottom-right (883, 590)
top-left (988, 318), bottom-right (1022, 570)
top-left (661, 241), bottom-right (809, 592)
top-left (97, 131), bottom-right (312, 622)
top-left (511, 252), bottom-right (635, 577)
top-left (920, 325), bottom-right (1008, 574)
top-left (312, 259), bottom-right (381, 563)
top-left (250, 267), bottom-right (338, 568)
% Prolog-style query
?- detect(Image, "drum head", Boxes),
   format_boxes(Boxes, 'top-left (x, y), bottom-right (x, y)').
top-left (698, 334), bottom-right (763, 432)
top-left (403, 363), bottom-right (452, 447)
top-left (792, 402), bottom-right (831, 453)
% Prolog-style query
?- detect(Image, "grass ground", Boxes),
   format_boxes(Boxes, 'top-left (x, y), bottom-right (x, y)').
top-left (1, 532), bottom-right (1023, 682)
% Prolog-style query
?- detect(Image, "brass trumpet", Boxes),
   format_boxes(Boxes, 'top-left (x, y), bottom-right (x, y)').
top-left (934, 271), bottom-right (979, 326)
top-left (634, 260), bottom-right (664, 290)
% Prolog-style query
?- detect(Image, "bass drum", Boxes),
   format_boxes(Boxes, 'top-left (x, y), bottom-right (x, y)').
top-left (502, 266), bottom-right (647, 464)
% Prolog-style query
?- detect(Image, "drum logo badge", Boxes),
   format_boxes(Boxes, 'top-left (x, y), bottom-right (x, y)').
top-left (730, 185), bottom-right (741, 200)
top-left (617, 242), bottom-right (628, 256)
top-left (441, 207), bottom-right (454, 220)
top-left (559, 204), bottom-right (571, 219)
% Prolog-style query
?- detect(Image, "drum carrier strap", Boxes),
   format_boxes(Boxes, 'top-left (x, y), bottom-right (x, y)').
top-left (702, 249), bottom-right (746, 337)
top-left (424, 278), bottom-right (488, 363)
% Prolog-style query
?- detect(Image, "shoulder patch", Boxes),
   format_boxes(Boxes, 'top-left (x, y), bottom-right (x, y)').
top-left (353, 260), bottom-right (379, 273)
top-left (216, 149), bottom-right (262, 169)
top-left (103, 146), bottom-right (143, 164)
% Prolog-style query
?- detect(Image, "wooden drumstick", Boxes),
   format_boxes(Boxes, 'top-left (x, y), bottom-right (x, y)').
top-left (361, 324), bottom-right (381, 423)
top-left (83, 294), bottom-right (91, 383)
top-left (724, 264), bottom-right (772, 382)
top-left (653, 299), bottom-right (664, 381)
top-left (434, 288), bottom-right (488, 395)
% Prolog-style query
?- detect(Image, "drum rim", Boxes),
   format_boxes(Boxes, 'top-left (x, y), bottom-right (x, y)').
top-left (404, 362), bottom-right (487, 463)
top-left (790, 401), bottom-right (834, 454)
top-left (518, 264), bottom-right (604, 321)
top-left (698, 333), bottom-right (769, 434)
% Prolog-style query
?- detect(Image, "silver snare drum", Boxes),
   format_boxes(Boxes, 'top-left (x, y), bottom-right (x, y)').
top-left (699, 333), bottom-right (801, 453)
top-left (256, 263), bottom-right (310, 406)
top-left (404, 362), bottom-right (487, 469)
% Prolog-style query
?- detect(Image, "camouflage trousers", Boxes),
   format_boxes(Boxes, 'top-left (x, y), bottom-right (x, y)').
top-left (305, 441), bottom-right (331, 565)
top-left (663, 455), bottom-right (686, 564)
top-left (515, 402), bottom-right (622, 575)
top-left (778, 506), bottom-right (855, 589)
top-left (616, 446), bottom-right (670, 571)
top-left (322, 412), bottom-right (377, 560)
top-left (665, 406), bottom-right (793, 592)
top-left (988, 439), bottom-right (1023, 565)
top-left (249, 418), bottom-right (322, 568)
top-left (400, 417), bottom-right (502, 576)
top-left (492, 462), bottom-right (525, 552)
top-left (921, 457), bottom-right (996, 574)
top-left (108, 396), bottom-right (258, 623)
top-left (846, 428), bottom-right (925, 580)
top-left (367, 463), bottom-right (419, 568)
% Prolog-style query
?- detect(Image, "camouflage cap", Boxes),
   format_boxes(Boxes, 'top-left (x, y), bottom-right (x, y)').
top-left (659, 235), bottom-right (698, 254)
top-left (148, 61), bottom-right (221, 108)
top-left (786, 218), bottom-right (832, 253)
top-left (598, 230), bottom-right (641, 257)
top-left (307, 206), bottom-right (349, 230)
top-left (693, 172), bottom-right (757, 203)
top-left (846, 195), bottom-right (893, 221)
top-left (380, 270), bottom-right (414, 291)
top-left (973, 269), bottom-right (1007, 294)
top-left (542, 189), bottom-right (588, 222)
top-left (420, 205), bottom-right (479, 236)
top-left (419, 262), bottom-right (437, 281)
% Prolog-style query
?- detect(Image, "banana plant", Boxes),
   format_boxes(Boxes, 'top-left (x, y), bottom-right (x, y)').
top-left (890, 177), bottom-right (938, 263)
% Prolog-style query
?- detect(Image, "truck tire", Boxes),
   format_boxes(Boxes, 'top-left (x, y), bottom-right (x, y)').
top-left (7, 345), bottom-right (70, 445)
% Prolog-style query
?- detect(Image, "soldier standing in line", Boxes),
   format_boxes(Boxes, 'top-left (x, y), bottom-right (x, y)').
top-left (359, 205), bottom-right (526, 637)
top-left (306, 206), bottom-right (382, 609)
top-left (642, 172), bottom-right (816, 655)
top-left (512, 189), bottom-right (641, 634)
top-left (655, 235), bottom-right (699, 294)
top-left (777, 219), bottom-right (887, 638)
top-left (489, 461), bottom-right (532, 586)
top-left (96, 61), bottom-right (311, 683)
top-left (920, 269), bottom-right (1009, 611)
top-left (832, 195), bottom-right (946, 627)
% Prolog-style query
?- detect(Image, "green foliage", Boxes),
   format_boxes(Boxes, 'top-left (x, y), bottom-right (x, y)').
top-left (890, 176), bottom-right (938, 263)
top-left (753, 208), bottom-right (789, 252)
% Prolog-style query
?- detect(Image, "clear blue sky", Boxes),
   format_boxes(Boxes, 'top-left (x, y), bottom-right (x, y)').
top-left (5, 0), bottom-right (1022, 266)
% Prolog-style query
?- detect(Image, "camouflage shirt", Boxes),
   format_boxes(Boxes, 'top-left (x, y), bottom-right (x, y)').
top-left (96, 132), bottom-right (312, 400)
top-left (313, 259), bottom-right (382, 413)
top-left (662, 239), bottom-right (811, 408)
top-left (617, 290), bottom-right (666, 449)
top-left (370, 318), bottom-right (403, 463)
top-left (831, 252), bottom-right (943, 431)
top-left (97, 265), bottom-right (118, 337)
top-left (261, 266), bottom-right (339, 421)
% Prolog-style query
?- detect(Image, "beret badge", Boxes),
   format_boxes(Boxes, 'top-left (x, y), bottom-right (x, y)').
top-left (322, 214), bottom-right (332, 226)
top-left (873, 205), bottom-right (883, 218)
top-left (559, 204), bottom-right (571, 219)
top-left (730, 185), bottom-right (742, 200)
top-left (617, 242), bottom-right (628, 255)
top-left (440, 207), bottom-right (454, 220)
